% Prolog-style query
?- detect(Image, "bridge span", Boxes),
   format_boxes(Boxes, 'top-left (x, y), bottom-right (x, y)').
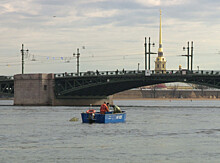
top-left (1, 70), bottom-right (220, 105)
top-left (0, 76), bottom-right (14, 96)
top-left (54, 70), bottom-right (220, 99)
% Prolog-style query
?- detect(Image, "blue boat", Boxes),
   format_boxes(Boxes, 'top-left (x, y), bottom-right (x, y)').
top-left (81, 111), bottom-right (126, 123)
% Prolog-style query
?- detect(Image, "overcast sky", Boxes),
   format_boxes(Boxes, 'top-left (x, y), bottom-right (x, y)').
top-left (0, 0), bottom-right (220, 75)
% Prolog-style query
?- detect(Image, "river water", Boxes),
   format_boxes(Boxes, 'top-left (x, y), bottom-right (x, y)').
top-left (1, 100), bottom-right (220, 163)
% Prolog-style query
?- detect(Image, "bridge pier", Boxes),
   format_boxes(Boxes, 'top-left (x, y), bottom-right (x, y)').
top-left (14, 74), bottom-right (54, 106)
top-left (14, 74), bottom-right (113, 106)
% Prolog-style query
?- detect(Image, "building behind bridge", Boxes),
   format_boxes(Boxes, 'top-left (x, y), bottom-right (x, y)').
top-left (113, 86), bottom-right (220, 99)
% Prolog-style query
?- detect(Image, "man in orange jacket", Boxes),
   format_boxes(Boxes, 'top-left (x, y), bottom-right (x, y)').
top-left (100, 102), bottom-right (109, 114)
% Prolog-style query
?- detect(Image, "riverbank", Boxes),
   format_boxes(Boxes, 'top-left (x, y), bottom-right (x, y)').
top-left (114, 98), bottom-right (220, 101)
top-left (0, 98), bottom-right (13, 100)
top-left (113, 89), bottom-right (220, 99)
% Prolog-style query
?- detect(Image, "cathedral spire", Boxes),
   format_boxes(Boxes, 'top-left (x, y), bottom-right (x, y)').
top-left (155, 9), bottom-right (166, 74)
top-left (158, 9), bottom-right (163, 56)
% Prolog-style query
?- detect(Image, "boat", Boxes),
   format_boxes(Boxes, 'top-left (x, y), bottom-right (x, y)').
top-left (81, 110), bottom-right (126, 123)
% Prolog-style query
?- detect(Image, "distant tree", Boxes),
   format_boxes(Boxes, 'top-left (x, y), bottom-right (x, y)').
top-left (194, 84), bottom-right (209, 97)
top-left (171, 85), bottom-right (178, 98)
top-left (150, 85), bottom-right (156, 98)
top-left (187, 83), bottom-right (197, 89)
top-left (192, 84), bottom-right (209, 90)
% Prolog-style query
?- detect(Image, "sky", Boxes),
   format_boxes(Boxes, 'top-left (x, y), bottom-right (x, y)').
top-left (0, 0), bottom-right (220, 75)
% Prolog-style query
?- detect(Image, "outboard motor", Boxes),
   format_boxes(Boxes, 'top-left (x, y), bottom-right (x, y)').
top-left (86, 109), bottom-right (96, 123)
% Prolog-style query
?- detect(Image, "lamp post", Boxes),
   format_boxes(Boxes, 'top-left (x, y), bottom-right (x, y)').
top-left (182, 41), bottom-right (193, 71)
top-left (191, 41), bottom-right (193, 71)
top-left (144, 37), bottom-right (147, 71)
top-left (182, 42), bottom-right (190, 70)
top-left (148, 37), bottom-right (155, 70)
top-left (20, 44), bottom-right (29, 74)
top-left (73, 48), bottom-right (80, 75)
top-left (138, 63), bottom-right (140, 71)
top-left (145, 37), bottom-right (156, 70)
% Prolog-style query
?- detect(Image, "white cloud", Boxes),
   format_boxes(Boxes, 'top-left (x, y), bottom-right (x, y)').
top-left (162, 0), bottom-right (190, 6)
top-left (135, 0), bottom-right (189, 6)
top-left (83, 9), bottom-right (118, 18)
top-left (135, 0), bottom-right (160, 6)
top-left (0, 0), bottom-right (220, 75)
top-left (0, 1), bottom-right (40, 15)
top-left (1, 3), bottom-right (15, 13)
top-left (79, 0), bottom-right (107, 3)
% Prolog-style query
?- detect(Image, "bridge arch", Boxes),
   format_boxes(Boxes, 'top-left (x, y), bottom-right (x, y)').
top-left (54, 70), bottom-right (220, 98)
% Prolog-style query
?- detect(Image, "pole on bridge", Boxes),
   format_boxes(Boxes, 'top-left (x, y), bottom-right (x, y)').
top-left (144, 37), bottom-right (147, 71)
top-left (187, 41), bottom-right (190, 71)
top-left (20, 44), bottom-right (29, 74)
top-left (182, 41), bottom-right (193, 71)
top-left (73, 48), bottom-right (80, 75)
top-left (77, 48), bottom-right (80, 75)
top-left (148, 37), bottom-right (151, 70)
top-left (147, 37), bottom-right (156, 70)
top-left (187, 41), bottom-right (189, 70)
top-left (144, 37), bottom-right (156, 71)
top-left (191, 41), bottom-right (193, 71)
top-left (21, 44), bottom-right (24, 74)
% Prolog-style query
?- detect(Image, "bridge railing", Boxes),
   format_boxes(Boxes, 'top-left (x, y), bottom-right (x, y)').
top-left (0, 76), bottom-right (14, 81)
top-left (54, 70), bottom-right (145, 78)
top-left (54, 70), bottom-right (220, 78)
top-left (151, 70), bottom-right (220, 75)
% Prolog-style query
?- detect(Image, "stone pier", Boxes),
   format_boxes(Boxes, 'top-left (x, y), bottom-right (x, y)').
top-left (14, 73), bottom-right (113, 106)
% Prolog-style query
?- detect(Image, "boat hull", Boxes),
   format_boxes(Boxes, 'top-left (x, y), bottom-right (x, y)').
top-left (81, 111), bottom-right (126, 123)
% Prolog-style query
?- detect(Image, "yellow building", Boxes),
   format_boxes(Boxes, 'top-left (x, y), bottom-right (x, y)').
top-left (155, 10), bottom-right (166, 74)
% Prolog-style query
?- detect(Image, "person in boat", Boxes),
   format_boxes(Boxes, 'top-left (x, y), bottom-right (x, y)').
top-left (106, 102), bottom-right (110, 109)
top-left (100, 102), bottom-right (109, 114)
top-left (113, 105), bottom-right (122, 113)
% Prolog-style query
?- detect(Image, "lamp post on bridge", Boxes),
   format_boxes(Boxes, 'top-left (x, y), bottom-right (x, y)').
top-left (138, 63), bottom-right (140, 71)
top-left (144, 37), bottom-right (147, 71)
top-left (182, 41), bottom-right (194, 71)
top-left (144, 37), bottom-right (156, 71)
top-left (73, 48), bottom-right (80, 75)
top-left (147, 37), bottom-right (156, 70)
top-left (191, 41), bottom-right (193, 71)
top-left (20, 44), bottom-right (29, 74)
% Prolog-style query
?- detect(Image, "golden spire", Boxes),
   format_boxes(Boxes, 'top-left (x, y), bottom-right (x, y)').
top-left (155, 9), bottom-right (166, 74)
top-left (158, 9), bottom-right (163, 55)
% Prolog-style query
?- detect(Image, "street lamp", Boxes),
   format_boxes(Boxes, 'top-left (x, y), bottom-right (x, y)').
top-left (144, 37), bottom-right (156, 71)
top-left (148, 37), bottom-right (156, 70)
top-left (138, 63), bottom-right (140, 71)
top-left (20, 44), bottom-right (29, 74)
top-left (144, 37), bottom-right (147, 71)
top-left (182, 41), bottom-right (193, 71)
top-left (182, 42), bottom-right (190, 70)
top-left (73, 48), bottom-right (80, 75)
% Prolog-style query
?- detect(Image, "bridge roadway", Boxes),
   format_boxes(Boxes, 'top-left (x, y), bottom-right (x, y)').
top-left (1, 70), bottom-right (220, 98)
top-left (0, 76), bottom-right (14, 96)
top-left (54, 70), bottom-right (220, 99)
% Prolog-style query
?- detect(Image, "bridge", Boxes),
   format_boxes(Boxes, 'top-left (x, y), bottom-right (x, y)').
top-left (0, 76), bottom-right (14, 96)
top-left (1, 70), bottom-right (220, 105)
top-left (54, 70), bottom-right (220, 98)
